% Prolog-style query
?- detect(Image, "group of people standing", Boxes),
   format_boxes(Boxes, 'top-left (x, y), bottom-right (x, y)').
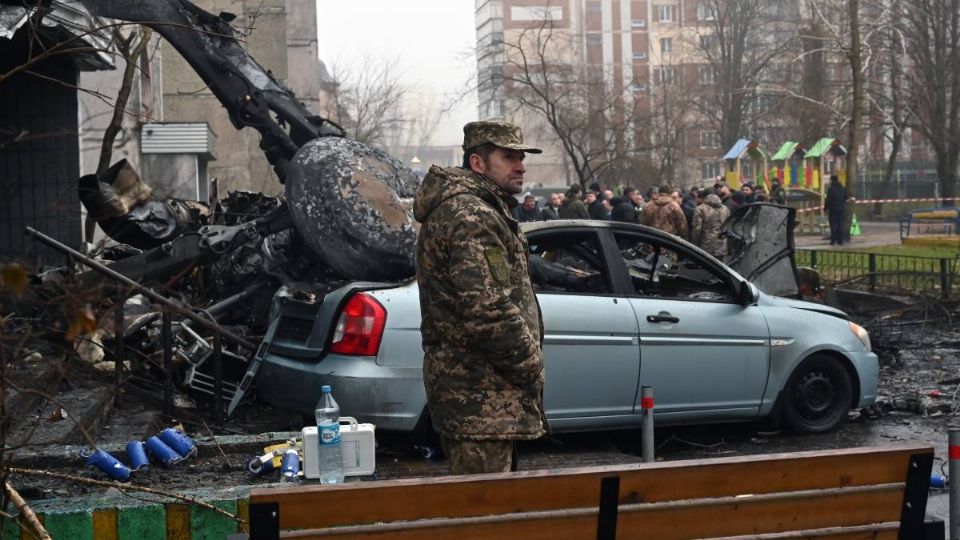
top-left (510, 178), bottom-right (790, 259)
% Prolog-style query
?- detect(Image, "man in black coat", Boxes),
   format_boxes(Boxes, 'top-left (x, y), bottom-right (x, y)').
top-left (824, 175), bottom-right (848, 245)
top-left (611, 187), bottom-right (642, 223)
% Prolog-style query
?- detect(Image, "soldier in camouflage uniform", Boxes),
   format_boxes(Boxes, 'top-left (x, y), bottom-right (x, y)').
top-left (691, 192), bottom-right (731, 258)
top-left (641, 186), bottom-right (688, 240)
top-left (413, 121), bottom-right (547, 475)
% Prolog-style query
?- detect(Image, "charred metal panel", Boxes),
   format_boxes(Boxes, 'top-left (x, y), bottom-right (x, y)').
top-left (285, 138), bottom-right (420, 281)
top-left (722, 203), bottom-right (800, 298)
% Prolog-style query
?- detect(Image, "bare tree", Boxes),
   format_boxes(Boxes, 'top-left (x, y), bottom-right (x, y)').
top-left (901, 0), bottom-right (960, 203)
top-left (693, 0), bottom-right (797, 149)
top-left (325, 56), bottom-right (407, 148)
top-left (484, 12), bottom-right (659, 187)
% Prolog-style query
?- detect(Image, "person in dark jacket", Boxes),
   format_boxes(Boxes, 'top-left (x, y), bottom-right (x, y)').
top-left (541, 192), bottom-right (562, 220)
top-left (512, 193), bottom-right (543, 222)
top-left (587, 189), bottom-right (607, 219)
top-left (824, 175), bottom-right (848, 245)
top-left (611, 187), bottom-right (642, 223)
top-left (558, 185), bottom-right (590, 219)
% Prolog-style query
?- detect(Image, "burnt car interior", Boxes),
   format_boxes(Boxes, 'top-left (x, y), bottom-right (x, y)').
top-left (527, 232), bottom-right (609, 294)
top-left (614, 234), bottom-right (735, 302)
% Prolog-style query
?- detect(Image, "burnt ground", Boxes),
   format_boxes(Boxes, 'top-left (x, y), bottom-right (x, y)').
top-left (3, 293), bottom-right (960, 528)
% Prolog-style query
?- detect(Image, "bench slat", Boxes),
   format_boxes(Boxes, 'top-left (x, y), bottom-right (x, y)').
top-left (251, 445), bottom-right (928, 531)
top-left (273, 489), bottom-right (904, 539)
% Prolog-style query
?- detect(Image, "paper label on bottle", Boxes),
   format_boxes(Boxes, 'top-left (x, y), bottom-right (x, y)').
top-left (319, 423), bottom-right (340, 444)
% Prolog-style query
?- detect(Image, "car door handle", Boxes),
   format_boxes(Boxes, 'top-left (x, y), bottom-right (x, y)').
top-left (647, 314), bottom-right (679, 324)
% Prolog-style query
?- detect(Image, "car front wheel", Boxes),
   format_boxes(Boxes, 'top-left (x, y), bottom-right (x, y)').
top-left (782, 355), bottom-right (853, 434)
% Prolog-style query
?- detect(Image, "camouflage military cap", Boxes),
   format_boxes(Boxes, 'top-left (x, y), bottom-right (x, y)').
top-left (462, 121), bottom-right (542, 154)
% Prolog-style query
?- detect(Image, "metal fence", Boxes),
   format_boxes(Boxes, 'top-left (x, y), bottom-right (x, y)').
top-left (796, 249), bottom-right (959, 298)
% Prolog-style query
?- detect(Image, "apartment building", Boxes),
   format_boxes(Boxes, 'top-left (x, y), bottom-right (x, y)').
top-left (476, 0), bottom-right (821, 188)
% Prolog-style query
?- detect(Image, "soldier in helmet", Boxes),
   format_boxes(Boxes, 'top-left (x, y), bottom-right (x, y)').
top-left (413, 121), bottom-right (547, 475)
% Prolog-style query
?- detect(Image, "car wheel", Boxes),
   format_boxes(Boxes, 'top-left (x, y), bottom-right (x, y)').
top-left (782, 355), bottom-right (852, 434)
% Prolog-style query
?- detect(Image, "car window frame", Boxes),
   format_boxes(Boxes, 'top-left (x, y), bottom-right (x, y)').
top-left (525, 227), bottom-right (621, 297)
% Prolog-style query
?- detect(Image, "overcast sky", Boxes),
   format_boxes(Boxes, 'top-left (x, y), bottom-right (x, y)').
top-left (316, 0), bottom-right (478, 146)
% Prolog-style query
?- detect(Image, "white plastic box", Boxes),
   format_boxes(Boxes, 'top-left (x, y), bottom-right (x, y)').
top-left (302, 417), bottom-right (375, 478)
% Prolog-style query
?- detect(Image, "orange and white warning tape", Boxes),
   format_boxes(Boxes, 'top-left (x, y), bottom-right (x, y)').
top-left (793, 196), bottom-right (958, 213)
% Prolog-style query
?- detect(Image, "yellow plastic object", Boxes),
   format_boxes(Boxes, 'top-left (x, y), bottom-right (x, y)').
top-left (263, 440), bottom-right (301, 468)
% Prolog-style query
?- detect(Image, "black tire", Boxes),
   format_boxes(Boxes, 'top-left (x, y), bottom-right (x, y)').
top-left (781, 355), bottom-right (853, 434)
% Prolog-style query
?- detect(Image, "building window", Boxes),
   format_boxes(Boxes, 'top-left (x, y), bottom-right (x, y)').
top-left (587, 2), bottom-right (602, 13)
top-left (660, 37), bottom-right (673, 54)
top-left (633, 49), bottom-right (646, 61)
top-left (700, 130), bottom-right (721, 148)
top-left (697, 1), bottom-right (718, 21)
top-left (657, 4), bottom-right (677, 22)
top-left (699, 66), bottom-right (716, 84)
top-left (588, 33), bottom-right (602, 44)
top-left (511, 6), bottom-right (563, 21)
top-left (701, 161), bottom-right (721, 180)
top-left (632, 80), bottom-right (648, 92)
top-left (631, 18), bottom-right (646, 28)
top-left (655, 67), bottom-right (677, 85)
top-left (699, 35), bottom-right (716, 51)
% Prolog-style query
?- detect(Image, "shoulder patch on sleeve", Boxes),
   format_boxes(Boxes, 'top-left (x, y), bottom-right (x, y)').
top-left (484, 247), bottom-right (510, 285)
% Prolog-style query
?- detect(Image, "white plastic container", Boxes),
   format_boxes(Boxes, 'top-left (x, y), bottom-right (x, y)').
top-left (302, 417), bottom-right (375, 478)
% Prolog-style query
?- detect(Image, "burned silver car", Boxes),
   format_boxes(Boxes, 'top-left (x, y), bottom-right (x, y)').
top-left (256, 212), bottom-right (878, 439)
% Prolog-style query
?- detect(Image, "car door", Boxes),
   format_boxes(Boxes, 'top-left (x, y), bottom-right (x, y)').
top-left (609, 230), bottom-right (770, 421)
top-left (526, 228), bottom-right (641, 429)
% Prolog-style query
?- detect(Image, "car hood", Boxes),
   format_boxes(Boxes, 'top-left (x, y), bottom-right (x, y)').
top-left (758, 293), bottom-right (848, 320)
top-left (721, 203), bottom-right (800, 298)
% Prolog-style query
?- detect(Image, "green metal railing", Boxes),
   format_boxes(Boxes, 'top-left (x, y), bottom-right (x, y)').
top-left (796, 249), bottom-right (959, 298)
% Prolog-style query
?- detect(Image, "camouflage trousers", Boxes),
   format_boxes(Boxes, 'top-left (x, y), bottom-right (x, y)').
top-left (441, 437), bottom-right (516, 475)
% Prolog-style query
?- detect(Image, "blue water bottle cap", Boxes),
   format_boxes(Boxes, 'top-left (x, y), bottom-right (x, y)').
top-left (321, 385), bottom-right (331, 393)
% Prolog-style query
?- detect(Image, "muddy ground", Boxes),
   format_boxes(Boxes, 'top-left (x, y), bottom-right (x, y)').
top-left (5, 295), bottom-right (960, 528)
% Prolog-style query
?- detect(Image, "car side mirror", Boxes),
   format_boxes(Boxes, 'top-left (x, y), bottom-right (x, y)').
top-left (739, 281), bottom-right (759, 305)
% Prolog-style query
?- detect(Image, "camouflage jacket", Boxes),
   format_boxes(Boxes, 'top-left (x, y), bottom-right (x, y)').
top-left (413, 165), bottom-right (546, 441)
top-left (691, 194), bottom-right (730, 258)
top-left (641, 194), bottom-right (688, 239)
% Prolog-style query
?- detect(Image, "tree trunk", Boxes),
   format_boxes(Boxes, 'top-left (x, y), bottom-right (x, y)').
top-left (844, 0), bottom-right (864, 241)
top-left (879, 4), bottom-right (903, 216)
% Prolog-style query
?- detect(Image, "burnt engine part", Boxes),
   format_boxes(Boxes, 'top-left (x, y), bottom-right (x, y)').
top-left (285, 137), bottom-right (419, 281)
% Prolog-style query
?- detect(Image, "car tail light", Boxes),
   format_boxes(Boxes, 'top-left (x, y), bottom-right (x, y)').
top-left (330, 292), bottom-right (386, 356)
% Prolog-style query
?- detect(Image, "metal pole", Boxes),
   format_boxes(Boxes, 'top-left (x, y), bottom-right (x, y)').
top-left (941, 259), bottom-right (951, 299)
top-left (950, 429), bottom-right (960, 540)
top-left (213, 335), bottom-right (223, 426)
top-left (162, 311), bottom-right (174, 416)
top-left (641, 386), bottom-right (654, 463)
top-left (24, 227), bottom-right (256, 351)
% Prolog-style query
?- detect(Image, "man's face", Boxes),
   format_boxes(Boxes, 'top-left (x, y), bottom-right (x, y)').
top-left (603, 190), bottom-right (614, 200)
top-left (470, 147), bottom-right (527, 194)
top-left (550, 193), bottom-right (561, 207)
top-left (670, 191), bottom-right (682, 204)
top-left (523, 196), bottom-right (536, 210)
top-left (629, 191), bottom-right (643, 205)
top-left (584, 192), bottom-right (597, 204)
top-left (742, 185), bottom-right (753, 196)
top-left (719, 185), bottom-right (730, 197)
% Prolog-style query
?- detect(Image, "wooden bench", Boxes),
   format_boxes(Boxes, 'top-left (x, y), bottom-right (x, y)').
top-left (900, 207), bottom-right (960, 239)
top-left (248, 444), bottom-right (943, 540)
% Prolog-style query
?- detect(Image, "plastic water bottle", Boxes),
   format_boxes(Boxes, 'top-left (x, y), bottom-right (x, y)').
top-left (315, 385), bottom-right (344, 484)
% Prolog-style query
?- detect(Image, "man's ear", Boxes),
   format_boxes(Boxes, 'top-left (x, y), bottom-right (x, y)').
top-left (469, 153), bottom-right (486, 175)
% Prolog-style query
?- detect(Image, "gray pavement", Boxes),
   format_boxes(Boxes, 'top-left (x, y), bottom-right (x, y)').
top-left (795, 220), bottom-right (902, 250)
